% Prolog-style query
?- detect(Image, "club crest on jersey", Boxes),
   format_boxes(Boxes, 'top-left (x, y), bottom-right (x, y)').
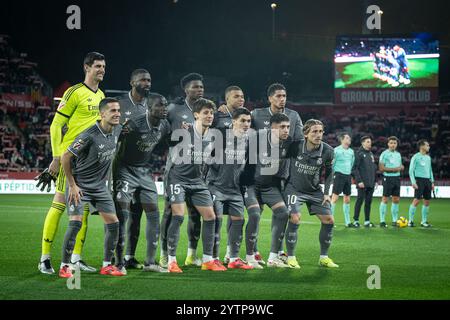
top-left (125, 111), bottom-right (131, 116)
top-left (72, 139), bottom-right (84, 150)
top-left (141, 134), bottom-right (148, 139)
top-left (317, 158), bottom-right (322, 165)
top-left (99, 144), bottom-right (105, 149)
top-left (264, 121), bottom-right (270, 126)
top-left (224, 122), bottom-right (230, 127)
top-left (281, 149), bottom-right (287, 157)
top-left (182, 114), bottom-right (188, 119)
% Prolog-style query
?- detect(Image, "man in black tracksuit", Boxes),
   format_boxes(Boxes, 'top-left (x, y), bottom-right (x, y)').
top-left (352, 136), bottom-right (377, 227)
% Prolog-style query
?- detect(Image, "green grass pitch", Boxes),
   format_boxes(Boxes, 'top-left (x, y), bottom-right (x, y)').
top-left (335, 58), bottom-right (439, 88)
top-left (1, 194), bottom-right (450, 300)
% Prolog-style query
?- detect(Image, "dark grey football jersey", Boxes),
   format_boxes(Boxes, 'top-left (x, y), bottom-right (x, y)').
top-left (287, 139), bottom-right (334, 194)
top-left (167, 99), bottom-right (195, 132)
top-left (68, 122), bottom-right (121, 191)
top-left (251, 107), bottom-right (303, 140)
top-left (115, 112), bottom-right (171, 167)
top-left (212, 110), bottom-right (233, 130)
top-left (206, 129), bottom-right (247, 195)
top-left (118, 92), bottom-right (147, 123)
top-left (167, 126), bottom-right (217, 185)
top-left (254, 130), bottom-right (293, 187)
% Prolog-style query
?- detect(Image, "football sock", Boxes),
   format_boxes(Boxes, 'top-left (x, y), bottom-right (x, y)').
top-left (285, 221), bottom-right (299, 256)
top-left (167, 215), bottom-right (184, 257)
top-left (160, 205), bottom-right (172, 252)
top-left (187, 248), bottom-right (196, 257)
top-left (62, 220), bottom-right (82, 265)
top-left (319, 223), bottom-right (334, 256)
top-left (126, 209), bottom-right (142, 257)
top-left (115, 206), bottom-right (129, 266)
top-left (202, 254), bottom-right (213, 263)
top-left (408, 204), bottom-right (416, 222)
top-left (73, 204), bottom-right (89, 256)
top-left (421, 205), bottom-right (429, 224)
top-left (391, 203), bottom-right (399, 222)
top-left (71, 254), bottom-right (81, 263)
top-left (229, 219), bottom-right (244, 259)
top-left (245, 207), bottom-right (261, 255)
top-left (187, 212), bottom-right (201, 250)
top-left (270, 207), bottom-right (289, 254)
top-left (213, 216), bottom-right (223, 259)
top-left (41, 201), bottom-right (65, 256)
top-left (343, 202), bottom-right (351, 225)
top-left (145, 210), bottom-right (160, 266)
top-left (104, 222), bottom-right (119, 263)
top-left (379, 202), bottom-right (387, 223)
top-left (201, 219), bottom-right (216, 257)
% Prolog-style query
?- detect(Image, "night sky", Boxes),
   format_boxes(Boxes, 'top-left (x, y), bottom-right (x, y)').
top-left (2, 0), bottom-right (449, 101)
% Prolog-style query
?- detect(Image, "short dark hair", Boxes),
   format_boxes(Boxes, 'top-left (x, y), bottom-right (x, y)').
top-left (147, 93), bottom-right (167, 109)
top-left (232, 107), bottom-right (251, 120)
top-left (99, 97), bottom-right (119, 112)
top-left (83, 52), bottom-right (105, 67)
top-left (338, 132), bottom-right (351, 142)
top-left (270, 112), bottom-right (290, 125)
top-left (417, 139), bottom-right (428, 148)
top-left (192, 98), bottom-right (215, 114)
top-left (180, 73), bottom-right (203, 89)
top-left (387, 136), bottom-right (399, 144)
top-left (267, 83), bottom-right (286, 97)
top-left (303, 119), bottom-right (324, 135)
top-left (130, 68), bottom-right (150, 81)
top-left (360, 135), bottom-right (372, 143)
top-left (225, 85), bottom-right (243, 97)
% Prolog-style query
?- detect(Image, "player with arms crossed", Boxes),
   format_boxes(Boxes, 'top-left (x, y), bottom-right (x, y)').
top-left (113, 94), bottom-right (170, 273)
top-left (408, 139), bottom-right (434, 228)
top-left (165, 98), bottom-right (226, 273)
top-left (207, 107), bottom-right (253, 269)
top-left (330, 133), bottom-right (354, 227)
top-left (284, 119), bottom-right (338, 268)
top-left (37, 52), bottom-right (106, 274)
top-left (59, 98), bottom-right (124, 278)
top-left (379, 136), bottom-right (404, 227)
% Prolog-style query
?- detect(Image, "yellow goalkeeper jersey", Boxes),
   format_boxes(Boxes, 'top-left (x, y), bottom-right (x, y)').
top-left (51, 82), bottom-right (105, 157)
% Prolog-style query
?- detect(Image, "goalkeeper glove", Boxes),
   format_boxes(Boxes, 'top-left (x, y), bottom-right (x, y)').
top-left (34, 168), bottom-right (57, 192)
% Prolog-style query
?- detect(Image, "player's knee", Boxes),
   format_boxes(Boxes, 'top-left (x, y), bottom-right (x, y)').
top-left (273, 206), bottom-right (289, 220)
top-left (343, 196), bottom-right (350, 204)
top-left (381, 197), bottom-right (388, 204)
top-left (319, 214), bottom-right (334, 225)
top-left (392, 197), bottom-right (400, 203)
top-left (424, 200), bottom-right (430, 206)
top-left (70, 215), bottom-right (83, 222)
top-left (290, 213), bottom-right (301, 224)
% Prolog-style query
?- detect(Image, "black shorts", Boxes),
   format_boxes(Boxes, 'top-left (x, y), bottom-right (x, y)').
top-left (332, 172), bottom-right (352, 196)
top-left (382, 176), bottom-right (400, 197)
top-left (414, 178), bottom-right (432, 200)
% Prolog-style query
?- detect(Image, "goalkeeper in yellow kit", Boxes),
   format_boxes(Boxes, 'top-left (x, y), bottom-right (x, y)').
top-left (37, 52), bottom-right (106, 274)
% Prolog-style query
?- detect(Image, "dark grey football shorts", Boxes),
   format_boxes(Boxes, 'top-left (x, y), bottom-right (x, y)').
top-left (66, 186), bottom-right (116, 216)
top-left (114, 165), bottom-right (158, 205)
top-left (241, 185), bottom-right (260, 208)
top-left (284, 184), bottom-right (331, 216)
top-left (209, 186), bottom-right (245, 217)
top-left (255, 183), bottom-right (285, 208)
top-left (166, 179), bottom-right (213, 207)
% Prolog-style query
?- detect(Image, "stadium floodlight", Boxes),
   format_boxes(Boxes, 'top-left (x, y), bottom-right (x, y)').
top-left (377, 10), bottom-right (383, 34)
top-left (271, 3), bottom-right (277, 41)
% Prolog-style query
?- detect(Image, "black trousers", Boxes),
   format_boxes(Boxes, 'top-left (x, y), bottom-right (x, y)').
top-left (353, 186), bottom-right (374, 222)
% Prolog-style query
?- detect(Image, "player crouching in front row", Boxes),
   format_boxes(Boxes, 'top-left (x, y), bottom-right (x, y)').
top-left (59, 98), bottom-right (125, 278)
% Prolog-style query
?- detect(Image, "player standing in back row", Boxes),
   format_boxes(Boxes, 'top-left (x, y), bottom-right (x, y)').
top-left (248, 83), bottom-right (303, 264)
top-left (38, 52), bottom-right (106, 274)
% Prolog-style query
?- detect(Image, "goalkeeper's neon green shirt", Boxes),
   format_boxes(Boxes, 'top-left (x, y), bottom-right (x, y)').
top-left (50, 83), bottom-right (105, 157)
